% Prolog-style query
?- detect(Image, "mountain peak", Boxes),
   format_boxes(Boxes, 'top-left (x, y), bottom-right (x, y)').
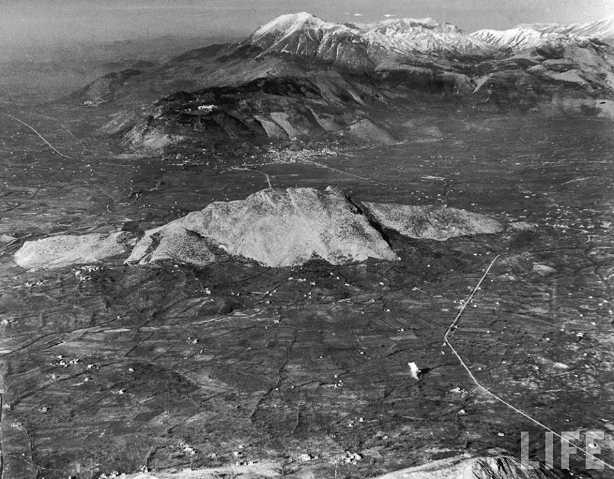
top-left (252, 12), bottom-right (332, 38)
top-left (373, 17), bottom-right (461, 33)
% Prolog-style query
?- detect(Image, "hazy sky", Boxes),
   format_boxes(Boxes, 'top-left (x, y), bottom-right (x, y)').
top-left (2, 0), bottom-right (613, 49)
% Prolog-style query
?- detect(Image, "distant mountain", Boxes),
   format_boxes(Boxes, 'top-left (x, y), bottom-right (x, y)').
top-left (246, 12), bottom-right (493, 70)
top-left (72, 12), bottom-right (614, 153)
top-left (473, 18), bottom-right (614, 50)
top-left (247, 12), bottom-right (614, 66)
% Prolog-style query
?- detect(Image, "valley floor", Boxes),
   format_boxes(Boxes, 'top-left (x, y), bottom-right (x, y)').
top-left (1, 106), bottom-right (613, 478)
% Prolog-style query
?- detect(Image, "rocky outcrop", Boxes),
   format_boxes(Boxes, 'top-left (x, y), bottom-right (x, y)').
top-left (254, 115), bottom-right (289, 139)
top-left (14, 189), bottom-right (505, 270)
top-left (123, 117), bottom-right (185, 152)
top-left (375, 455), bottom-right (560, 478)
top-left (128, 188), bottom-right (504, 267)
top-left (347, 119), bottom-right (397, 145)
top-left (127, 187), bottom-right (399, 267)
top-left (126, 223), bottom-right (216, 267)
top-left (76, 69), bottom-right (142, 106)
top-left (14, 232), bottom-right (132, 270)
top-left (114, 462), bottom-right (282, 478)
top-left (363, 202), bottom-right (503, 241)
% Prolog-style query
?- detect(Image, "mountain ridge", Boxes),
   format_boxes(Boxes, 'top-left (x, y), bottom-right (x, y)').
top-left (472, 17), bottom-right (614, 50)
top-left (248, 12), bottom-right (614, 60)
top-left (71, 12), bottom-right (614, 154)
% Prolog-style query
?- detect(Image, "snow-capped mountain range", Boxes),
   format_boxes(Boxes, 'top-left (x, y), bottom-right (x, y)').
top-left (247, 12), bottom-right (490, 66)
top-left (473, 18), bottom-right (614, 50)
top-left (248, 12), bottom-right (614, 61)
